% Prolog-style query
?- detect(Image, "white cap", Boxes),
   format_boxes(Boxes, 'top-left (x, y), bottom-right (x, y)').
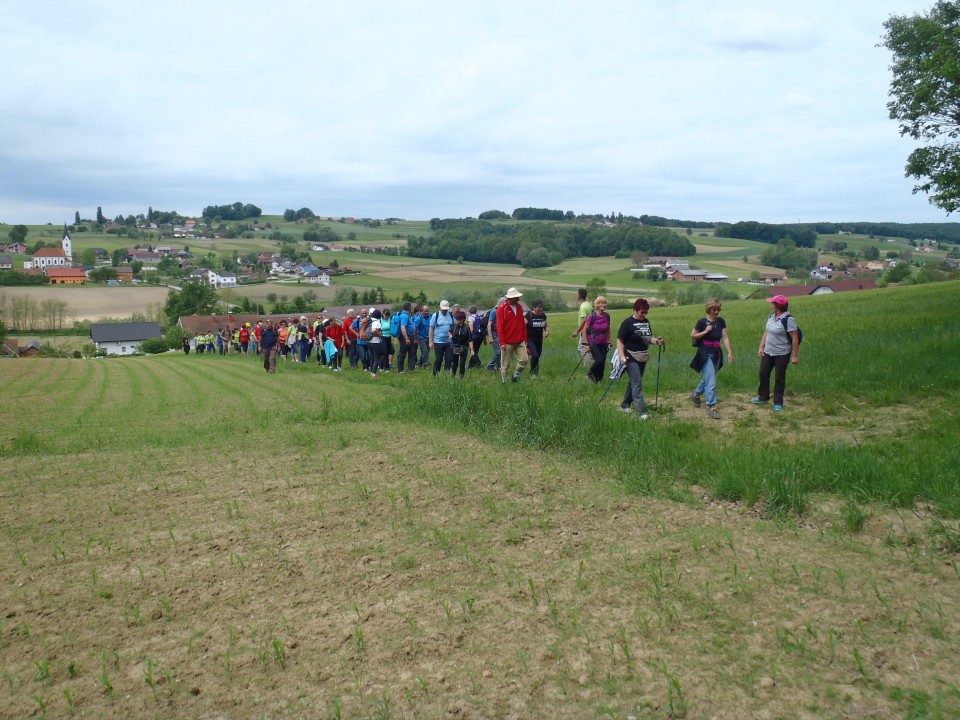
top-left (439, 300), bottom-right (450, 310)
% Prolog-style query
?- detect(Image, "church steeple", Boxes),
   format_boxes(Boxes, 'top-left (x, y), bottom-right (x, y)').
top-left (62, 224), bottom-right (72, 261)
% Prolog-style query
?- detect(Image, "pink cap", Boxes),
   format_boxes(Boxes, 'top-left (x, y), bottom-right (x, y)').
top-left (767, 294), bottom-right (789, 307)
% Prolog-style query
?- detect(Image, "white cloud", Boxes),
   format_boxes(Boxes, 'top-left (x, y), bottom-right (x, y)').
top-left (0, 0), bottom-right (952, 223)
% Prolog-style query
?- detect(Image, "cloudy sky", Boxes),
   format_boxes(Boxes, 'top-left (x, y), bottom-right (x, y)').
top-left (0, 0), bottom-right (951, 225)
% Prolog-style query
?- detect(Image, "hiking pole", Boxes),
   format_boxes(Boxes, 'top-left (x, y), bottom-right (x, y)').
top-left (654, 343), bottom-right (663, 410)
top-left (567, 352), bottom-right (585, 381)
top-left (598, 353), bottom-right (625, 406)
top-left (598, 373), bottom-right (619, 405)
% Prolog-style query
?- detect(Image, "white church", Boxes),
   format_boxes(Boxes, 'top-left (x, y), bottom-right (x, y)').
top-left (24, 225), bottom-right (73, 271)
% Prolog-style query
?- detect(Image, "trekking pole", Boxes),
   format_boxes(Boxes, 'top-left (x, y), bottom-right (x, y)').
top-left (567, 353), bottom-right (585, 381)
top-left (654, 343), bottom-right (663, 410)
top-left (598, 373), bottom-right (619, 405)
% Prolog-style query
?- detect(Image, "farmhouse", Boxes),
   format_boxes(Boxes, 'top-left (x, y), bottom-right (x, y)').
top-left (0, 254), bottom-right (12, 271)
top-left (129, 250), bottom-right (162, 264)
top-left (90, 322), bottom-right (163, 356)
top-left (302, 269), bottom-right (331, 285)
top-left (668, 266), bottom-right (707, 282)
top-left (116, 267), bottom-right (134, 283)
top-left (188, 269), bottom-right (237, 288)
top-left (758, 271), bottom-right (787, 284)
top-left (3, 339), bottom-right (46, 357)
top-left (751, 280), bottom-right (879, 300)
top-left (46, 267), bottom-right (87, 285)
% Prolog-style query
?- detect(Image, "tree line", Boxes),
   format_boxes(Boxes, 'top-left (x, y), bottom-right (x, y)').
top-left (0, 293), bottom-right (71, 331)
top-left (201, 202), bottom-right (263, 222)
top-left (412, 219), bottom-right (696, 267)
top-left (714, 221), bottom-right (818, 248)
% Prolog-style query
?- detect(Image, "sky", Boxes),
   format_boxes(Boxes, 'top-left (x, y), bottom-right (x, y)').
top-left (0, 0), bottom-right (952, 225)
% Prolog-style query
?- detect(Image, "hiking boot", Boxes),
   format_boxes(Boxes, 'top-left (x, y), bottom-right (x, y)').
top-left (619, 405), bottom-right (633, 414)
top-left (707, 407), bottom-right (720, 420)
top-left (751, 397), bottom-right (768, 404)
top-left (774, 404), bottom-right (784, 411)
top-left (512, 373), bottom-right (520, 383)
top-left (639, 413), bottom-right (650, 420)
top-left (691, 392), bottom-right (702, 408)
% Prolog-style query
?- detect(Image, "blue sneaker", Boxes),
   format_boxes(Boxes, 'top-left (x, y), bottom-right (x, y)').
top-left (751, 397), bottom-right (768, 404)
top-left (773, 404), bottom-right (783, 411)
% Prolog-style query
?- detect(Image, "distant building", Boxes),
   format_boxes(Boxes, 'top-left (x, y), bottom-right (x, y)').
top-left (46, 267), bottom-right (87, 285)
top-left (23, 226), bottom-right (73, 271)
top-left (90, 322), bottom-right (163, 355)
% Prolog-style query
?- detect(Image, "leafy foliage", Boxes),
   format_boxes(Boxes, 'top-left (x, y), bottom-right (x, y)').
top-left (412, 219), bottom-right (695, 266)
top-left (7, 224), bottom-right (27, 243)
top-left (164, 282), bottom-right (220, 323)
top-left (138, 338), bottom-right (169, 354)
top-left (201, 202), bottom-right (262, 221)
top-left (715, 221), bottom-right (817, 248)
top-left (882, 1), bottom-right (960, 212)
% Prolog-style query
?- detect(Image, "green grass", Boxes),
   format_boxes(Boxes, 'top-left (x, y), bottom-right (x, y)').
top-left (2, 283), bottom-right (959, 718)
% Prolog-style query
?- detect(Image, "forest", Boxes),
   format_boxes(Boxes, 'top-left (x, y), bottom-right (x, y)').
top-left (410, 219), bottom-right (696, 267)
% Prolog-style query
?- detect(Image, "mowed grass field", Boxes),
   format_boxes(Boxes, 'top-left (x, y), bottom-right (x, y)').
top-left (1, 281), bottom-right (959, 718)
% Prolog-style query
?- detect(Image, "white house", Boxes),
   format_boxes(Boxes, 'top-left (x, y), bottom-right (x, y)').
top-left (189, 269), bottom-right (238, 288)
top-left (303, 269), bottom-right (331, 285)
top-left (90, 322), bottom-right (163, 355)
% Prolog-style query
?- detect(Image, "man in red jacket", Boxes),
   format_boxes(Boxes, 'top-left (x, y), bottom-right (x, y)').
top-left (496, 287), bottom-right (528, 384)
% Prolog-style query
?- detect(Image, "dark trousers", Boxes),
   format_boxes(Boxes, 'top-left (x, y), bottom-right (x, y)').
top-left (418, 337), bottom-right (430, 368)
top-left (758, 353), bottom-right (790, 405)
top-left (433, 343), bottom-right (452, 376)
top-left (469, 339), bottom-right (484, 368)
top-left (369, 343), bottom-right (385, 374)
top-left (397, 338), bottom-right (415, 371)
top-left (451, 348), bottom-right (467, 377)
top-left (588, 343), bottom-right (608, 382)
top-left (528, 339), bottom-right (542, 375)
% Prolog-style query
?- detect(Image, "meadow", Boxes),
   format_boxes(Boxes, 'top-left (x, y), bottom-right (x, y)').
top-left (1, 281), bottom-right (958, 719)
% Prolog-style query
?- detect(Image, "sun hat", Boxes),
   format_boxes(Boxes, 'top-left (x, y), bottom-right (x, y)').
top-left (439, 300), bottom-right (450, 310)
top-left (505, 287), bottom-right (522, 298)
top-left (369, 307), bottom-right (376, 315)
top-left (767, 295), bottom-right (789, 308)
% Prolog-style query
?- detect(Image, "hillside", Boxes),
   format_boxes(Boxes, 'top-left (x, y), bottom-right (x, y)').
top-left (0, 280), bottom-right (958, 718)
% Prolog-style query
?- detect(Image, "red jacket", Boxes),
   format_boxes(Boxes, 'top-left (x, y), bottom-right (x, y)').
top-left (496, 301), bottom-right (527, 345)
top-left (326, 322), bottom-right (344, 349)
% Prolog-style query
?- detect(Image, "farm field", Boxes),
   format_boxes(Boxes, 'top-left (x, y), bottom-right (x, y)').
top-left (1, 282), bottom-right (958, 718)
top-left (0, 286), bottom-right (168, 322)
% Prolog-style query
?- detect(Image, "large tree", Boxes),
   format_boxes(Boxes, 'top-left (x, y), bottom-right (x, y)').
top-left (882, 2), bottom-right (960, 212)
top-left (8, 224), bottom-right (27, 244)
top-left (164, 282), bottom-right (219, 324)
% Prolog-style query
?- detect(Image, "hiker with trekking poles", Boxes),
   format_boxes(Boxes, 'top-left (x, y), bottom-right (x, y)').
top-left (614, 298), bottom-right (664, 419)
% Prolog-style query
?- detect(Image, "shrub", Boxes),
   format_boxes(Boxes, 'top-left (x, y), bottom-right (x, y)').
top-left (139, 338), bottom-right (169, 354)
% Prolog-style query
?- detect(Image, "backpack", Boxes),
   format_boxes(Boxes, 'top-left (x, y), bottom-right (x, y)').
top-left (471, 312), bottom-right (488, 343)
top-left (779, 313), bottom-right (804, 345)
top-left (361, 318), bottom-right (374, 341)
top-left (389, 312), bottom-right (401, 336)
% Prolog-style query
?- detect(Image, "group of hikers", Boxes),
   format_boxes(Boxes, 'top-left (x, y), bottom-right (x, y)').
top-left (181, 287), bottom-right (801, 420)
